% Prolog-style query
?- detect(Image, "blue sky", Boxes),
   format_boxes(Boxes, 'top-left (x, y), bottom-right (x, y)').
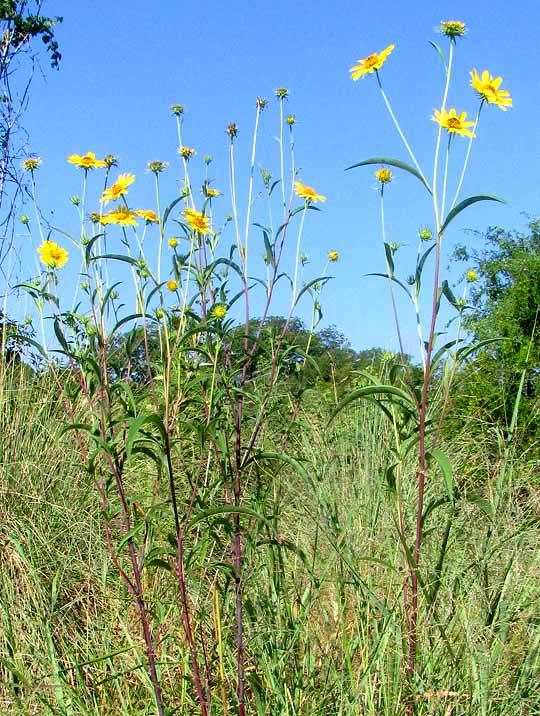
top-left (12, 0), bottom-right (540, 355)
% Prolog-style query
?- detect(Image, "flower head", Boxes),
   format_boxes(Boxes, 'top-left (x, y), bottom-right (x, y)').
top-left (203, 184), bottom-right (221, 198)
top-left (101, 205), bottom-right (138, 226)
top-left (20, 214), bottom-right (29, 225)
top-left (432, 108), bottom-right (476, 138)
top-left (184, 208), bottom-right (214, 235)
top-left (470, 69), bottom-right (512, 111)
top-left (168, 238), bottom-right (178, 248)
top-left (135, 209), bottom-right (159, 223)
top-left (171, 104), bottom-right (184, 116)
top-left (88, 212), bottom-right (102, 224)
top-left (440, 20), bottom-right (466, 38)
top-left (419, 228), bottom-right (433, 241)
top-left (226, 122), bottom-right (238, 139)
top-left (37, 240), bottom-right (68, 269)
top-left (350, 45), bottom-right (394, 80)
top-left (23, 157), bottom-right (42, 172)
top-left (212, 304), bottom-right (227, 319)
top-left (100, 173), bottom-right (135, 204)
top-left (166, 279), bottom-right (178, 291)
top-left (256, 97), bottom-right (267, 110)
top-left (179, 146), bottom-right (196, 161)
top-left (286, 114), bottom-right (296, 126)
top-left (328, 250), bottom-right (339, 262)
top-left (275, 87), bottom-right (289, 99)
top-left (67, 152), bottom-right (107, 169)
top-left (375, 167), bottom-right (393, 184)
top-left (294, 181), bottom-right (326, 203)
top-left (147, 160), bottom-right (169, 174)
top-left (104, 154), bottom-right (118, 169)
top-left (466, 269), bottom-right (478, 282)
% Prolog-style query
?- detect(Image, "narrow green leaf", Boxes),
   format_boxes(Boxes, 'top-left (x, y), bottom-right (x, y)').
top-left (346, 157), bottom-right (432, 195)
top-left (294, 276), bottom-right (331, 307)
top-left (429, 40), bottom-right (447, 72)
top-left (90, 253), bottom-right (140, 266)
top-left (330, 385), bottom-right (417, 423)
top-left (366, 272), bottom-right (412, 299)
top-left (162, 196), bottom-right (183, 227)
top-left (188, 505), bottom-right (272, 531)
top-left (125, 414), bottom-right (166, 461)
top-left (427, 448), bottom-right (454, 502)
top-left (440, 195), bottom-right (506, 235)
top-left (384, 242), bottom-right (395, 274)
top-left (415, 242), bottom-right (436, 290)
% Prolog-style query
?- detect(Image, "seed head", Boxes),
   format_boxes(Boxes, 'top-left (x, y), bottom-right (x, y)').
top-left (147, 160), bottom-right (169, 174)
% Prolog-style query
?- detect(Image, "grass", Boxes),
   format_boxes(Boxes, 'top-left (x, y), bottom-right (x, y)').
top-left (1, 360), bottom-right (538, 715)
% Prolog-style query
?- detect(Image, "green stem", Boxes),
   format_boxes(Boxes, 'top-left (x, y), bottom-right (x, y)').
top-left (450, 102), bottom-right (483, 211)
top-left (291, 204), bottom-right (308, 306)
top-left (376, 72), bottom-right (429, 190)
top-left (431, 41), bottom-right (454, 234)
top-left (243, 104), bottom-right (262, 283)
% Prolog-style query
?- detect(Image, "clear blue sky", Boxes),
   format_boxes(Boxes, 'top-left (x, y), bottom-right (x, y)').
top-left (13, 0), bottom-right (540, 355)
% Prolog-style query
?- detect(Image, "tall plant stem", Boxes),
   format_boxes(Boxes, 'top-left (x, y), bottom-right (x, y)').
top-left (164, 432), bottom-right (209, 716)
top-left (379, 186), bottom-right (406, 359)
top-left (450, 102), bottom-right (483, 211)
top-left (244, 104), bottom-right (262, 284)
top-left (376, 73), bottom-right (429, 189)
top-left (431, 41), bottom-right (454, 233)
top-left (291, 204), bottom-right (308, 307)
top-left (279, 97), bottom-right (286, 219)
top-left (155, 173), bottom-right (164, 284)
top-left (229, 138), bottom-right (244, 267)
top-left (407, 42), bottom-right (455, 715)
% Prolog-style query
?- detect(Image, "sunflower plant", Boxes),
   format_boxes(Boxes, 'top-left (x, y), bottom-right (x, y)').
top-left (343, 20), bottom-right (512, 714)
top-left (17, 95), bottom-right (335, 716)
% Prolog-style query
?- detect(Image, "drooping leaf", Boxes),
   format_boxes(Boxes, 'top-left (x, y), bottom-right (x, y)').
top-left (330, 385), bottom-right (417, 423)
top-left (188, 505), bottom-right (273, 531)
top-left (429, 40), bottom-right (447, 72)
top-left (427, 448), bottom-right (454, 502)
top-left (346, 157), bottom-right (432, 195)
top-left (440, 195), bottom-right (506, 235)
top-left (366, 272), bottom-right (412, 299)
top-left (294, 276), bottom-right (331, 307)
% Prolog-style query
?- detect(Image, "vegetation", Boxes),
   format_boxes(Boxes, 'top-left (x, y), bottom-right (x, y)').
top-left (1, 17), bottom-right (539, 716)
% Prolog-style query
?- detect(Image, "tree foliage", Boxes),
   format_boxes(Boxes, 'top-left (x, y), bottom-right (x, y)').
top-left (0, 0), bottom-right (62, 264)
top-left (450, 219), bottom-right (540, 447)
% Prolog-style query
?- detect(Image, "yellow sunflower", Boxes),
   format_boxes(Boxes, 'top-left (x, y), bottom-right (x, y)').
top-left (432, 108), bottom-right (476, 138)
top-left (350, 45), bottom-right (394, 80)
top-left (470, 69), bottom-right (512, 111)
top-left (294, 181), bottom-right (326, 203)
top-left (67, 152), bottom-right (107, 169)
top-left (375, 168), bottom-right (393, 184)
top-left (212, 304), bottom-right (227, 319)
top-left (101, 205), bottom-right (138, 226)
top-left (184, 208), bottom-right (214, 235)
top-left (135, 209), bottom-right (159, 223)
top-left (100, 173), bottom-right (135, 204)
top-left (37, 240), bottom-right (69, 269)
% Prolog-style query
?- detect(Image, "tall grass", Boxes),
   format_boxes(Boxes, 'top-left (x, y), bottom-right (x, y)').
top-left (1, 359), bottom-right (539, 715)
